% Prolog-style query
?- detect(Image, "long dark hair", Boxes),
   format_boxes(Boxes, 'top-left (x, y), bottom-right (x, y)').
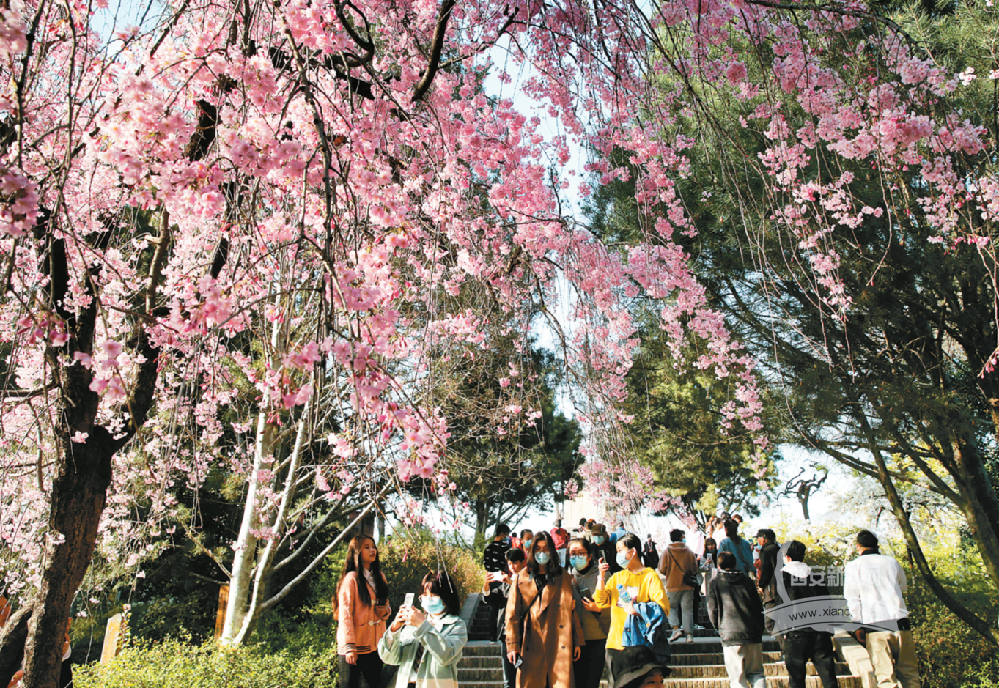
top-left (723, 519), bottom-right (741, 542)
top-left (338, 534), bottom-right (388, 608)
top-left (527, 530), bottom-right (563, 576)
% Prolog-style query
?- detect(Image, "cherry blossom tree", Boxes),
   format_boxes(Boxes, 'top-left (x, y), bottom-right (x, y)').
top-left (10, 0), bottom-right (999, 681)
top-left (575, 0), bottom-right (999, 645)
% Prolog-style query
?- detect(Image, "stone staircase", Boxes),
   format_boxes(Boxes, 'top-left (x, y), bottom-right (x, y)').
top-left (458, 641), bottom-right (506, 688)
top-left (468, 593), bottom-right (498, 641)
top-left (455, 593), bottom-right (866, 688)
top-left (656, 597), bottom-right (863, 688)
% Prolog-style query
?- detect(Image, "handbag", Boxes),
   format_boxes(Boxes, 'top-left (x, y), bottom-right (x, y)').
top-left (668, 549), bottom-right (698, 589)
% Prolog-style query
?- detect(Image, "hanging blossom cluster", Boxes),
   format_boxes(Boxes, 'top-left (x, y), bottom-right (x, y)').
top-left (4, 0), bottom-right (990, 591)
top-left (576, 454), bottom-right (690, 521)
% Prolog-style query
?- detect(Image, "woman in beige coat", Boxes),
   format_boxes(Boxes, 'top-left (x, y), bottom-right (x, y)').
top-left (506, 530), bottom-right (586, 688)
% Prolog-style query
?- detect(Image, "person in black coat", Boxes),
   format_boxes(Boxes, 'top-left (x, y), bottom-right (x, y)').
top-left (777, 541), bottom-right (838, 688)
top-left (706, 551), bottom-right (766, 688)
top-left (483, 524), bottom-right (513, 642)
top-left (643, 535), bottom-right (660, 570)
top-left (483, 548), bottom-right (527, 688)
top-left (589, 523), bottom-right (620, 574)
top-left (755, 529), bottom-right (781, 638)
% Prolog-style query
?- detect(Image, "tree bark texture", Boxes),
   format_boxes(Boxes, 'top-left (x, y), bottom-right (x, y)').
top-left (0, 603), bottom-right (33, 686)
top-left (22, 429), bottom-right (115, 688)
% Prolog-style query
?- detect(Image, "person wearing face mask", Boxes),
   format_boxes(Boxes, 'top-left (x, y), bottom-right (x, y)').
top-left (484, 549), bottom-right (528, 688)
top-left (588, 524), bottom-right (619, 575)
top-left (484, 524), bottom-right (514, 642)
top-left (379, 570), bottom-right (468, 688)
top-left (517, 529), bottom-right (535, 553)
top-left (592, 533), bottom-right (668, 688)
top-left (568, 538), bottom-right (610, 688)
top-left (506, 530), bottom-right (585, 688)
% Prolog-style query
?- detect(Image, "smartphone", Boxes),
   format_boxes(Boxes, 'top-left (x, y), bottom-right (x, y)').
top-left (577, 587), bottom-right (591, 599)
top-left (404, 592), bottom-right (414, 607)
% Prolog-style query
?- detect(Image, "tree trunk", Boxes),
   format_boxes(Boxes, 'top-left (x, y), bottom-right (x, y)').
top-left (21, 428), bottom-right (116, 688)
top-left (799, 492), bottom-right (811, 522)
top-left (474, 500), bottom-right (488, 540)
top-left (229, 399), bottom-right (310, 644)
top-left (220, 408), bottom-right (276, 643)
top-left (221, 309), bottom-right (284, 644)
top-left (0, 603), bottom-right (33, 687)
top-left (951, 433), bottom-right (999, 588)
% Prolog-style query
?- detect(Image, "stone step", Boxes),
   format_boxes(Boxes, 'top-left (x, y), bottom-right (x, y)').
top-left (669, 652), bottom-right (784, 666)
top-left (462, 641), bottom-right (504, 656)
top-left (458, 655), bottom-right (504, 669)
top-left (668, 639), bottom-right (782, 655)
top-left (458, 667), bottom-right (505, 681)
top-left (663, 678), bottom-right (861, 688)
top-left (667, 662), bottom-right (851, 679)
top-left (662, 627), bottom-right (722, 638)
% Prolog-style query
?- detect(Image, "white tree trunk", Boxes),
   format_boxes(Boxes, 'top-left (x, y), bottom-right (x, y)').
top-left (220, 306), bottom-right (284, 644)
top-left (231, 394), bottom-right (311, 644)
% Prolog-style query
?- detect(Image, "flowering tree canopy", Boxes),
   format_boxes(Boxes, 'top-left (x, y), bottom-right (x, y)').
top-left (2, 0), bottom-right (998, 681)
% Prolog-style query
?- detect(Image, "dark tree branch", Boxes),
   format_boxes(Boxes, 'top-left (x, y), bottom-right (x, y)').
top-left (742, 0), bottom-right (919, 48)
top-left (184, 99), bottom-right (218, 161)
top-left (0, 601), bottom-right (33, 687)
top-left (114, 209), bottom-right (171, 449)
top-left (333, 0), bottom-right (375, 65)
top-left (412, 0), bottom-right (458, 102)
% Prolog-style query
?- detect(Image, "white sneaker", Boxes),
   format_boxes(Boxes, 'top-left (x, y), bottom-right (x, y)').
top-left (686, 635), bottom-right (694, 643)
top-left (668, 629), bottom-right (683, 642)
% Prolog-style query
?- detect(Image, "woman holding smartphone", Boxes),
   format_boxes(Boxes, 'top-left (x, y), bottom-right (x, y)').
top-left (568, 538), bottom-right (610, 688)
top-left (336, 535), bottom-right (391, 688)
top-left (378, 570), bottom-right (468, 688)
top-left (506, 530), bottom-right (585, 688)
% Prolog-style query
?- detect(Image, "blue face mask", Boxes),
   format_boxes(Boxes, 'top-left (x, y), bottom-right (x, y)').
top-left (570, 555), bottom-right (588, 571)
top-left (421, 596), bottom-right (445, 616)
top-left (535, 552), bottom-right (551, 565)
top-left (592, 536), bottom-right (605, 545)
top-left (616, 550), bottom-right (633, 569)
top-left (523, 539), bottom-right (533, 549)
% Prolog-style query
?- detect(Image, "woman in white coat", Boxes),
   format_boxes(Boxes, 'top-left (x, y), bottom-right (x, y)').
top-left (378, 570), bottom-right (468, 688)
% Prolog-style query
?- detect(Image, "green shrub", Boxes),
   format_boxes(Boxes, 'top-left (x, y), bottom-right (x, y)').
top-left (907, 579), bottom-right (997, 688)
top-left (962, 657), bottom-right (999, 688)
top-left (377, 529), bottom-right (485, 612)
top-left (75, 637), bottom-right (338, 688)
top-left (313, 529), bottom-right (484, 616)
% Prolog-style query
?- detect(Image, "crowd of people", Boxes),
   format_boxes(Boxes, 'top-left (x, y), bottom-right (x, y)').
top-left (475, 516), bottom-right (920, 688)
top-left (330, 525), bottom-right (668, 688)
top-left (0, 517), bottom-right (919, 688)
top-left (485, 520), bottom-right (672, 688)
